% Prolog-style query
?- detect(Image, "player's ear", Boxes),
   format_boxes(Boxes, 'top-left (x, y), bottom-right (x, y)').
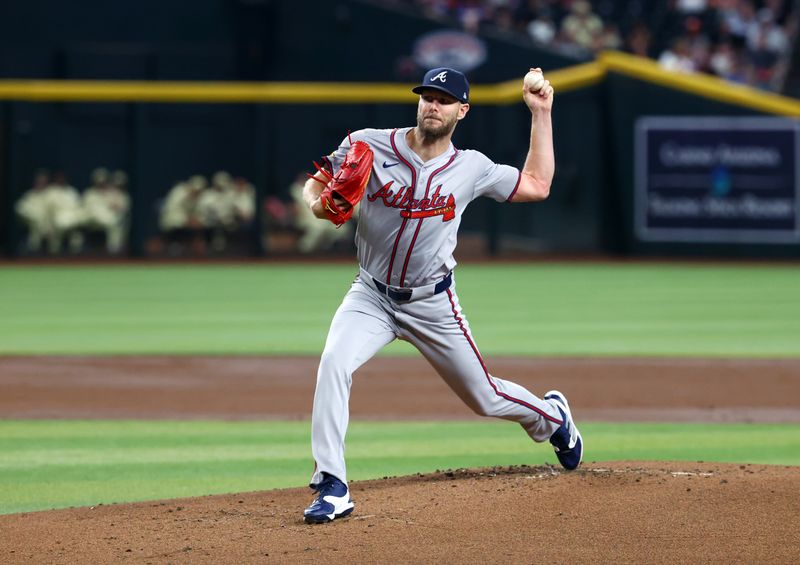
top-left (457, 103), bottom-right (470, 120)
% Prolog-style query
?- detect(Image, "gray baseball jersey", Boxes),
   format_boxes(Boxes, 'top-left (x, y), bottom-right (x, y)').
top-left (322, 127), bottom-right (520, 287)
top-left (310, 127), bottom-right (564, 488)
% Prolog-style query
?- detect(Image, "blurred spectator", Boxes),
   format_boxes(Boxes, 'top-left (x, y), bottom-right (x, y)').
top-left (748, 8), bottom-right (790, 54)
top-left (15, 169), bottom-right (53, 253)
top-left (526, 12), bottom-right (557, 45)
top-left (159, 175), bottom-right (207, 254)
top-left (227, 176), bottom-right (257, 229)
top-left (748, 28), bottom-right (781, 89)
top-left (658, 37), bottom-right (698, 72)
top-left (683, 16), bottom-right (712, 71)
top-left (626, 21), bottom-right (653, 57)
top-left (491, 6), bottom-right (517, 35)
top-left (593, 22), bottom-right (624, 52)
top-left (112, 171), bottom-right (130, 193)
top-left (385, 0), bottom-right (798, 93)
top-left (746, 4), bottom-right (797, 91)
top-left (288, 172), bottom-right (353, 253)
top-left (675, 0), bottom-right (708, 16)
top-left (197, 171), bottom-right (232, 251)
top-left (709, 41), bottom-right (748, 83)
top-left (263, 195), bottom-right (292, 228)
top-left (82, 168), bottom-right (131, 254)
top-left (160, 175), bottom-right (206, 232)
top-left (720, 0), bottom-right (757, 42)
top-left (197, 171), bottom-right (256, 252)
top-left (158, 172), bottom-right (256, 255)
top-left (456, 0), bottom-right (489, 33)
top-left (560, 1), bottom-right (604, 52)
top-left (44, 171), bottom-right (84, 254)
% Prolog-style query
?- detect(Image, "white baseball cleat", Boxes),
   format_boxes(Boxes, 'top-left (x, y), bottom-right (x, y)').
top-left (303, 473), bottom-right (355, 524)
top-left (544, 390), bottom-right (583, 471)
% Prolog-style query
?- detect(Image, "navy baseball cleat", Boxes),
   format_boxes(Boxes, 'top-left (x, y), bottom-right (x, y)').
top-left (303, 473), bottom-right (355, 524)
top-left (545, 390), bottom-right (583, 471)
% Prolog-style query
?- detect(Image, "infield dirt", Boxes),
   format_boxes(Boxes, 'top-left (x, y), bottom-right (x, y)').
top-left (1, 355), bottom-right (799, 563)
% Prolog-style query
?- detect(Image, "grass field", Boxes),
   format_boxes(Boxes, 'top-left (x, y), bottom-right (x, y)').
top-left (1, 262), bottom-right (798, 515)
top-left (1, 262), bottom-right (799, 356)
top-left (1, 419), bottom-right (799, 515)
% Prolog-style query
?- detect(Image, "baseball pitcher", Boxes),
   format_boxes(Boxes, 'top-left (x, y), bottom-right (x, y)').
top-left (301, 67), bottom-right (583, 524)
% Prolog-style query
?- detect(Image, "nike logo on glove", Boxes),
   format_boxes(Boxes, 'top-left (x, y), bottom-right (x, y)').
top-left (382, 161), bottom-right (399, 168)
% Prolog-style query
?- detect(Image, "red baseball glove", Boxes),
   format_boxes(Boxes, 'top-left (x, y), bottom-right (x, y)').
top-left (310, 139), bottom-right (374, 227)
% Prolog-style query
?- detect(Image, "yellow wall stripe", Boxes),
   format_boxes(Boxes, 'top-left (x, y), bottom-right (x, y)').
top-left (0, 62), bottom-right (605, 105)
top-left (0, 80), bottom-right (417, 103)
top-left (599, 51), bottom-right (800, 117)
top-left (0, 52), bottom-right (797, 116)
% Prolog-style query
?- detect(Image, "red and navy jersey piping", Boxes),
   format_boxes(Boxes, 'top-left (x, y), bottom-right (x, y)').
top-left (506, 170), bottom-right (522, 202)
top-left (386, 128), bottom-right (417, 286)
top-left (446, 288), bottom-right (563, 425)
top-left (398, 150), bottom-right (458, 286)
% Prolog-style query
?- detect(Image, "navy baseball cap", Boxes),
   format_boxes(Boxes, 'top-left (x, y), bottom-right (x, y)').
top-left (412, 67), bottom-right (469, 104)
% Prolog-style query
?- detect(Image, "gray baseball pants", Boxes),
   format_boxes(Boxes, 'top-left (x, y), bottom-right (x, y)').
top-left (310, 273), bottom-right (563, 486)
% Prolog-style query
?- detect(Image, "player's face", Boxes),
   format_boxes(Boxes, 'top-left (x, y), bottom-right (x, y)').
top-left (416, 90), bottom-right (470, 140)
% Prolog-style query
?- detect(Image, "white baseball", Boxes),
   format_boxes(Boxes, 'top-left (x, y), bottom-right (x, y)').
top-left (524, 70), bottom-right (545, 92)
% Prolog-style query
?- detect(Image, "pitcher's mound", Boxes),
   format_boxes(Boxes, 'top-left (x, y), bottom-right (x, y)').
top-left (2, 461), bottom-right (798, 563)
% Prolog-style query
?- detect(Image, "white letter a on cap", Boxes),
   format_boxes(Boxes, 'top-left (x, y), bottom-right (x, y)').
top-left (430, 71), bottom-right (448, 83)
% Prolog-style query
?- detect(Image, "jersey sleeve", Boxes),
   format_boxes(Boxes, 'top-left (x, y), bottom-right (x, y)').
top-left (472, 152), bottom-right (522, 202)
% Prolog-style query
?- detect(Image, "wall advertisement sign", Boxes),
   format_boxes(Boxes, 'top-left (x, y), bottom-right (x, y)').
top-left (635, 117), bottom-right (800, 244)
